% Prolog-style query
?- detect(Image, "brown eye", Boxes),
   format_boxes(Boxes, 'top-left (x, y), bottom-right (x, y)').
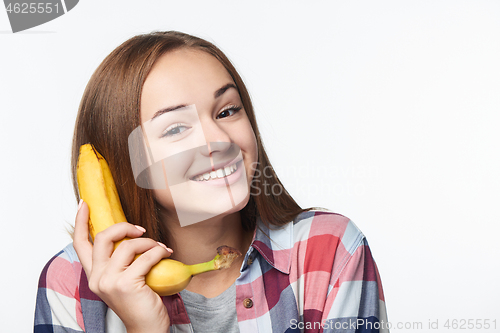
top-left (216, 105), bottom-right (242, 119)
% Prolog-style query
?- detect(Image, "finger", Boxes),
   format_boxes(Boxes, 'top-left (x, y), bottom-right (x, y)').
top-left (73, 200), bottom-right (93, 276)
top-left (92, 222), bottom-right (146, 268)
top-left (106, 238), bottom-right (164, 273)
top-left (125, 244), bottom-right (172, 278)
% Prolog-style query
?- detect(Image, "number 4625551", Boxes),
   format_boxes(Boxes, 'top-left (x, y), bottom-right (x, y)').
top-left (5, 3), bottom-right (60, 14)
top-left (444, 319), bottom-right (497, 330)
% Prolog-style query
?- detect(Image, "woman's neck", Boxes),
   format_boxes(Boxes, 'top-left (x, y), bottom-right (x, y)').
top-left (159, 210), bottom-right (255, 297)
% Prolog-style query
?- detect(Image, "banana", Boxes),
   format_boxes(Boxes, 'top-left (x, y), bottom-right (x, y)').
top-left (76, 143), bottom-right (241, 296)
top-left (76, 144), bottom-right (127, 239)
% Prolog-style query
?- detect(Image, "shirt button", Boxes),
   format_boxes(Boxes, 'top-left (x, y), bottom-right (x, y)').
top-left (243, 298), bottom-right (253, 308)
top-left (247, 257), bottom-right (253, 266)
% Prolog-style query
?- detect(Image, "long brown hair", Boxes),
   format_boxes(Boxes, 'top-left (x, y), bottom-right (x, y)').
top-left (71, 31), bottom-right (312, 242)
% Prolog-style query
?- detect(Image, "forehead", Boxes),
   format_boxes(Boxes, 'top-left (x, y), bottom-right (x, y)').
top-left (142, 48), bottom-right (234, 101)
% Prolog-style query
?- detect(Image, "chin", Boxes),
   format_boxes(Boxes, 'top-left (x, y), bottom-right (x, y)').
top-left (220, 189), bottom-right (251, 217)
top-left (170, 183), bottom-right (250, 227)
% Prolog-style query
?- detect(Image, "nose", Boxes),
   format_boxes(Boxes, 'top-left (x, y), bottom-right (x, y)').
top-left (198, 118), bottom-right (231, 157)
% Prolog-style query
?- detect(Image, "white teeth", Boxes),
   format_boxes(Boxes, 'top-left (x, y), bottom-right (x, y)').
top-left (192, 162), bottom-right (238, 181)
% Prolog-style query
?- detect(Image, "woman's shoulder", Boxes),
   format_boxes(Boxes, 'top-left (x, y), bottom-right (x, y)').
top-left (35, 243), bottom-right (85, 331)
top-left (292, 208), bottom-right (366, 254)
top-left (36, 244), bottom-right (107, 332)
top-left (41, 243), bottom-right (81, 272)
top-left (286, 209), bottom-right (375, 290)
top-left (37, 243), bottom-right (104, 307)
top-left (38, 243), bottom-right (84, 292)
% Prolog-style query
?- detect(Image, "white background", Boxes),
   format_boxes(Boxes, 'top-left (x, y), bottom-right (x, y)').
top-left (1, 1), bottom-right (499, 332)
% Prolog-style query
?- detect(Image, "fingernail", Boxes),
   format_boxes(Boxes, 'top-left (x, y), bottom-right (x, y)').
top-left (134, 225), bottom-right (146, 233)
top-left (157, 242), bottom-right (173, 253)
top-left (78, 199), bottom-right (84, 211)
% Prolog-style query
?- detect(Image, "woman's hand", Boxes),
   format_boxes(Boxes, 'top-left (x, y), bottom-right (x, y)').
top-left (73, 200), bottom-right (172, 333)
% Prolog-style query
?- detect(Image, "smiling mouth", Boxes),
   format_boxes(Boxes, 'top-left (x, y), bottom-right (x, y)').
top-left (191, 161), bottom-right (239, 181)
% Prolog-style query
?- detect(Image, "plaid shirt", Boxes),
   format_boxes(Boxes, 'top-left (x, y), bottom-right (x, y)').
top-left (35, 210), bottom-right (389, 332)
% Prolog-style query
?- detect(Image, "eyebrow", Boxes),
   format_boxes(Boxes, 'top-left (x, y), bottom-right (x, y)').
top-left (150, 83), bottom-right (238, 121)
top-left (151, 104), bottom-right (189, 120)
top-left (214, 83), bottom-right (238, 98)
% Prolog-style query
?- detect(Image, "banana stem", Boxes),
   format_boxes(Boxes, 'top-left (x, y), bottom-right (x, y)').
top-left (188, 255), bottom-right (219, 276)
top-left (188, 247), bottom-right (241, 276)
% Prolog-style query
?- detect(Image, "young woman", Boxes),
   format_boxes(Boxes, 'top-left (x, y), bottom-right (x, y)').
top-left (34, 31), bottom-right (389, 333)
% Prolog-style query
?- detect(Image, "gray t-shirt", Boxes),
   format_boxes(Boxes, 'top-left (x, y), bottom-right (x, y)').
top-left (179, 283), bottom-right (239, 333)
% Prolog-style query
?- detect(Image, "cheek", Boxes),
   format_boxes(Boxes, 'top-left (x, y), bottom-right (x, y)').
top-left (163, 150), bottom-right (194, 181)
top-left (149, 162), bottom-right (176, 210)
top-left (234, 123), bottom-right (258, 184)
top-left (148, 155), bottom-right (193, 211)
top-left (234, 121), bottom-right (258, 160)
top-left (152, 187), bottom-right (175, 210)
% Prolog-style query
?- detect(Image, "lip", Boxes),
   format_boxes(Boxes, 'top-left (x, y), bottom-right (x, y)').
top-left (188, 154), bottom-right (242, 180)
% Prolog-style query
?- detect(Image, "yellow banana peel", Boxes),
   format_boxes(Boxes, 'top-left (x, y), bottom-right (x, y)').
top-left (76, 143), bottom-right (241, 296)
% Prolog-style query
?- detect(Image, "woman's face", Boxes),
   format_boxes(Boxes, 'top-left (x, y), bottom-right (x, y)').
top-left (137, 48), bottom-right (258, 227)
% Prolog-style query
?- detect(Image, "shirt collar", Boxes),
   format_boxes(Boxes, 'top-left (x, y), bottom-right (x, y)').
top-left (250, 216), bottom-right (294, 274)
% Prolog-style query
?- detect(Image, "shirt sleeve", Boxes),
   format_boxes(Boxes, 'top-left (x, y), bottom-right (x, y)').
top-left (34, 245), bottom-right (86, 333)
top-left (321, 237), bottom-right (389, 333)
